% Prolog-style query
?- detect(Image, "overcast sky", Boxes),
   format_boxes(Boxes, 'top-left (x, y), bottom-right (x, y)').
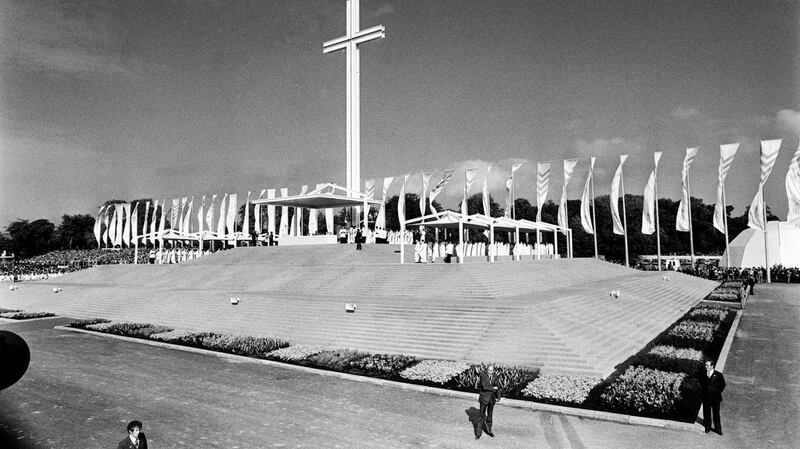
top-left (1, 0), bottom-right (798, 228)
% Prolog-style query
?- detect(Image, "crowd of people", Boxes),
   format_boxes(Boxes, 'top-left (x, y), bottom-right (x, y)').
top-left (634, 258), bottom-right (800, 284)
top-left (0, 249), bottom-right (146, 281)
top-left (0, 245), bottom-right (225, 282)
top-left (149, 247), bottom-right (211, 264)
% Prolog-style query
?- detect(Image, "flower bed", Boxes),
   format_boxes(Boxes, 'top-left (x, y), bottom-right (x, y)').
top-left (68, 303), bottom-right (737, 423)
top-left (662, 320), bottom-right (719, 350)
top-left (452, 364), bottom-right (539, 399)
top-left (399, 360), bottom-right (471, 385)
top-left (687, 306), bottom-right (729, 323)
top-left (69, 318), bottom-right (110, 327)
top-left (199, 333), bottom-right (289, 358)
top-left (706, 281), bottom-right (744, 302)
top-left (347, 353), bottom-right (417, 377)
top-left (306, 349), bottom-right (365, 371)
top-left (601, 366), bottom-right (686, 417)
top-left (636, 345), bottom-right (705, 374)
top-left (72, 320), bottom-right (290, 358)
top-left (0, 310), bottom-right (55, 319)
top-left (522, 373), bottom-right (602, 405)
top-left (597, 303), bottom-right (735, 421)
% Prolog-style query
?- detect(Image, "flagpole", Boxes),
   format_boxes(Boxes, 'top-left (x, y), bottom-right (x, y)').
top-left (762, 185), bottom-right (771, 283)
top-left (655, 165), bottom-right (662, 271)
top-left (621, 169), bottom-right (629, 267)
top-left (590, 168), bottom-right (598, 259)
top-left (687, 177), bottom-right (695, 271)
top-left (722, 184), bottom-right (731, 268)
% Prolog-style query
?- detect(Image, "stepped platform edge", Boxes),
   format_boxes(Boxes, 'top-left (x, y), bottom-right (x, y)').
top-left (0, 245), bottom-right (720, 378)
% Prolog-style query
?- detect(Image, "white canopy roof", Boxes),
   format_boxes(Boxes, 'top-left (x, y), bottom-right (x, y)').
top-left (252, 183), bottom-right (382, 209)
top-left (405, 212), bottom-right (568, 233)
top-left (405, 210), bottom-right (487, 230)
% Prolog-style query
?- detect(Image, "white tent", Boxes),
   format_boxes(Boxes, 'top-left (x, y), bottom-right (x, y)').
top-left (722, 221), bottom-right (800, 268)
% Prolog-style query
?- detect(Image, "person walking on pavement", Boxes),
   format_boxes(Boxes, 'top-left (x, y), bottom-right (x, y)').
top-left (475, 364), bottom-right (500, 439)
top-left (699, 359), bottom-right (726, 435)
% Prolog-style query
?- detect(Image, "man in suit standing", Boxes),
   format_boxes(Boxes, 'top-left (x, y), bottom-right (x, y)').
top-left (475, 365), bottom-right (500, 439)
top-left (699, 359), bottom-right (726, 435)
top-left (117, 420), bottom-right (148, 449)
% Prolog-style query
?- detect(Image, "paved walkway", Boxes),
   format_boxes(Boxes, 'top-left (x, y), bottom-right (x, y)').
top-left (0, 284), bottom-right (797, 448)
top-left (711, 283), bottom-right (799, 448)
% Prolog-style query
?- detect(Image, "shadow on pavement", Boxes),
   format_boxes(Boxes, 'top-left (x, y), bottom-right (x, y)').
top-left (465, 407), bottom-right (481, 435)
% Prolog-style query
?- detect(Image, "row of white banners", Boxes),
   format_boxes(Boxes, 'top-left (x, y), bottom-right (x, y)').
top-left (95, 138), bottom-right (800, 247)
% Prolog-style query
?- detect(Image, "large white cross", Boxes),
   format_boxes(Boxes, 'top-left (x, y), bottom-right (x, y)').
top-left (323, 0), bottom-right (385, 200)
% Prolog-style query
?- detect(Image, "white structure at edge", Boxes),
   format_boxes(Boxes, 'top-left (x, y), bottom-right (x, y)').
top-left (323, 0), bottom-right (385, 199)
top-left (723, 221), bottom-right (800, 268)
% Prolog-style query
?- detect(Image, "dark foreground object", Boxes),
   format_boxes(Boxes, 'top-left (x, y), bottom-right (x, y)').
top-left (0, 330), bottom-right (29, 390)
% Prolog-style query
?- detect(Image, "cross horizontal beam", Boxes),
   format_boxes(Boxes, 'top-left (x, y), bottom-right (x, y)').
top-left (323, 25), bottom-right (385, 53)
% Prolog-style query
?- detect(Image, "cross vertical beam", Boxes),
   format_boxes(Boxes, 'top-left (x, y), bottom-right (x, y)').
top-left (323, 0), bottom-right (385, 208)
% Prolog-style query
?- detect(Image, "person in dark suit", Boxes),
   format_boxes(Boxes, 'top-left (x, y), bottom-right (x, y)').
top-left (699, 359), bottom-right (726, 435)
top-left (117, 420), bottom-right (148, 449)
top-left (475, 364), bottom-right (500, 439)
top-left (355, 227), bottom-right (363, 250)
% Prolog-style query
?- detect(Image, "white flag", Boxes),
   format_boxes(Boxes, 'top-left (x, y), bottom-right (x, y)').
top-left (279, 188), bottom-right (289, 236)
top-left (131, 202), bottom-right (139, 247)
top-left (108, 206), bottom-right (117, 246)
top-left (197, 196), bottom-right (205, 236)
top-left (462, 168), bottom-right (478, 215)
top-left (149, 200), bottom-right (159, 245)
top-left (505, 163), bottom-right (522, 218)
top-left (122, 203), bottom-right (131, 247)
top-left (641, 152), bottom-right (662, 235)
top-left (536, 162), bottom-right (551, 222)
top-left (429, 170), bottom-right (455, 214)
top-left (116, 205), bottom-right (125, 246)
top-left (142, 201), bottom-right (150, 244)
top-left (420, 172), bottom-right (432, 216)
top-left (206, 195), bottom-right (217, 237)
top-left (713, 144), bottom-right (739, 233)
top-left (364, 179), bottom-right (376, 220)
top-left (171, 198), bottom-right (181, 232)
top-left (182, 196), bottom-right (193, 235)
top-left (676, 147), bottom-right (698, 232)
top-left (94, 206), bottom-right (105, 247)
top-left (748, 139), bottom-right (782, 231)
top-left (580, 157), bottom-right (595, 234)
top-left (103, 205), bottom-right (111, 246)
top-left (611, 154), bottom-right (628, 235)
top-left (267, 188), bottom-right (276, 236)
top-left (243, 191), bottom-right (251, 237)
top-left (217, 194), bottom-right (228, 236)
top-left (376, 177), bottom-right (393, 230)
top-left (482, 166), bottom-right (492, 216)
top-left (398, 174), bottom-right (408, 225)
top-left (558, 159), bottom-right (579, 228)
top-left (226, 193), bottom-right (237, 240)
top-left (786, 142), bottom-right (800, 227)
top-left (181, 197), bottom-right (189, 233)
top-left (158, 200), bottom-right (166, 243)
top-left (254, 189), bottom-right (266, 235)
